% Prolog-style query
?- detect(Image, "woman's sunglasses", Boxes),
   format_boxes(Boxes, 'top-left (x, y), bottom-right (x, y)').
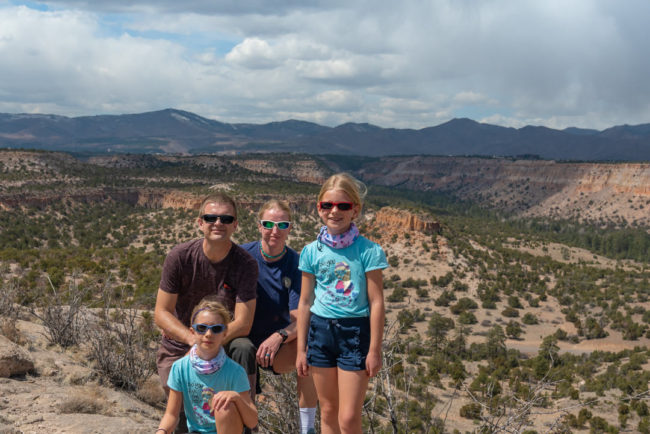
top-left (260, 220), bottom-right (291, 230)
top-left (192, 323), bottom-right (226, 334)
top-left (318, 201), bottom-right (354, 211)
top-left (201, 214), bottom-right (235, 224)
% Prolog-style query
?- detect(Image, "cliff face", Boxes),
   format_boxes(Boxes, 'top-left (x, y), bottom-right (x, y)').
top-left (228, 158), bottom-right (329, 184)
top-left (374, 207), bottom-right (440, 234)
top-left (2, 151), bottom-right (649, 227)
top-left (0, 188), bottom-right (202, 211)
top-left (356, 157), bottom-right (650, 226)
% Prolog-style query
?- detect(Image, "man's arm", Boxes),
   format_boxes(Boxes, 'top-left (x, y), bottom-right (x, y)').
top-left (154, 288), bottom-right (194, 346)
top-left (223, 299), bottom-right (256, 345)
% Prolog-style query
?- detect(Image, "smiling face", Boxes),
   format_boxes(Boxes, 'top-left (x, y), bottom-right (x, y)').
top-left (191, 309), bottom-right (227, 359)
top-left (198, 202), bottom-right (238, 243)
top-left (258, 206), bottom-right (291, 256)
top-left (318, 189), bottom-right (359, 235)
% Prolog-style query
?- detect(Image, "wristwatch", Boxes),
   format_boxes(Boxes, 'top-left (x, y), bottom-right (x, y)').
top-left (276, 329), bottom-right (288, 343)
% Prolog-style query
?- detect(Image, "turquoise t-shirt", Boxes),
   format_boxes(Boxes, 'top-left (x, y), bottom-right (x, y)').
top-left (299, 235), bottom-right (388, 318)
top-left (168, 355), bottom-right (250, 433)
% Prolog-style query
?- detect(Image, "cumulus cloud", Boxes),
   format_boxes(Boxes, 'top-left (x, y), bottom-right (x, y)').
top-left (226, 38), bottom-right (279, 69)
top-left (0, 0), bottom-right (649, 129)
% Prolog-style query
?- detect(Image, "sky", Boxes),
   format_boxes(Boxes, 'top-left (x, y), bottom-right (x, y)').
top-left (1, 0), bottom-right (649, 130)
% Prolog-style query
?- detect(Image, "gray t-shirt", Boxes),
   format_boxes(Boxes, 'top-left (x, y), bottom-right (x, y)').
top-left (159, 238), bottom-right (258, 353)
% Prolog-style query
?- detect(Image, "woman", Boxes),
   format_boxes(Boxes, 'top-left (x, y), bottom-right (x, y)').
top-left (242, 199), bottom-right (318, 434)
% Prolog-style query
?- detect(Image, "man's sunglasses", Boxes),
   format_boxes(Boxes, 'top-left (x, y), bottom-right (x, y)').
top-left (318, 201), bottom-right (354, 211)
top-left (260, 220), bottom-right (291, 230)
top-left (201, 214), bottom-right (236, 224)
top-left (192, 323), bottom-right (226, 334)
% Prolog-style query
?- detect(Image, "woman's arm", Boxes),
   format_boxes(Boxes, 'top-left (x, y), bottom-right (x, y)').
top-left (365, 268), bottom-right (385, 378)
top-left (157, 389), bottom-right (182, 433)
top-left (296, 272), bottom-right (315, 377)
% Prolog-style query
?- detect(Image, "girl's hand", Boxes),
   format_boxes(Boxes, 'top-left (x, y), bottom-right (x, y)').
top-left (210, 391), bottom-right (239, 413)
top-left (365, 350), bottom-right (382, 378)
top-left (296, 351), bottom-right (309, 377)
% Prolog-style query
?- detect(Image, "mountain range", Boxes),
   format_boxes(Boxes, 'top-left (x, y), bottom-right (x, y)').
top-left (1, 108), bottom-right (649, 161)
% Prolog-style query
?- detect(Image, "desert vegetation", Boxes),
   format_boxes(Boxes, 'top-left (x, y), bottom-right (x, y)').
top-left (1, 149), bottom-right (650, 432)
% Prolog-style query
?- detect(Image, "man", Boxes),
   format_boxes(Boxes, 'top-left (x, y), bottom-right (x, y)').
top-left (154, 192), bottom-right (259, 432)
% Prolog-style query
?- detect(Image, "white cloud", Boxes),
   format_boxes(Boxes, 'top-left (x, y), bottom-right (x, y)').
top-left (225, 38), bottom-right (278, 69)
top-left (0, 0), bottom-right (649, 129)
top-left (315, 90), bottom-right (360, 110)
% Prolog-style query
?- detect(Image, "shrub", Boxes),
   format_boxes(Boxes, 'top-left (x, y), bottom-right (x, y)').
top-left (505, 321), bottom-right (523, 339)
top-left (458, 311), bottom-right (477, 325)
top-left (387, 286), bottom-right (408, 302)
top-left (507, 296), bottom-right (523, 309)
top-left (459, 403), bottom-right (482, 420)
top-left (501, 307), bottom-right (519, 318)
top-left (435, 290), bottom-right (456, 307)
top-left (437, 272), bottom-right (454, 287)
top-left (0, 278), bottom-right (18, 319)
top-left (84, 284), bottom-right (158, 390)
top-left (522, 313), bottom-right (538, 325)
top-left (31, 274), bottom-right (89, 348)
top-left (450, 297), bottom-right (478, 315)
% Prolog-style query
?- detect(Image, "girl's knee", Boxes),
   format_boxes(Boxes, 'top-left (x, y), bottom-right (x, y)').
top-left (214, 404), bottom-right (243, 429)
top-left (339, 411), bottom-right (362, 433)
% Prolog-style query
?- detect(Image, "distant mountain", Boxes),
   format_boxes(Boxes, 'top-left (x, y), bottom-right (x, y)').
top-left (1, 108), bottom-right (649, 161)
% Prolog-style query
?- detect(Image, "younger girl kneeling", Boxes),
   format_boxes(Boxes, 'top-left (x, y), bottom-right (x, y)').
top-left (157, 297), bottom-right (258, 434)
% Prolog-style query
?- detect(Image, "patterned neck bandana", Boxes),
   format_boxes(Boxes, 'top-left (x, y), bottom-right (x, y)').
top-left (317, 222), bottom-right (359, 249)
top-left (189, 345), bottom-right (226, 375)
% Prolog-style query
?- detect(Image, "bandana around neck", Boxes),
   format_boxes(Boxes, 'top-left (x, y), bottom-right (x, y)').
top-left (318, 222), bottom-right (360, 249)
top-left (190, 345), bottom-right (226, 375)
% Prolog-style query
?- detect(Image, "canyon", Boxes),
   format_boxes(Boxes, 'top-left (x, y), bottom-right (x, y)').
top-left (1, 150), bottom-right (649, 227)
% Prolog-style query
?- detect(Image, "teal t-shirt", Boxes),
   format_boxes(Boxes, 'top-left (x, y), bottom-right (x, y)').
top-left (299, 235), bottom-right (388, 318)
top-left (168, 355), bottom-right (250, 433)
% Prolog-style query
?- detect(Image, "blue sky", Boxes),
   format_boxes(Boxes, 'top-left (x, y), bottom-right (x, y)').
top-left (1, 0), bottom-right (649, 130)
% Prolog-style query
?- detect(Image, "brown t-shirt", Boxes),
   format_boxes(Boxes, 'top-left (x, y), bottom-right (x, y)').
top-left (159, 238), bottom-right (258, 354)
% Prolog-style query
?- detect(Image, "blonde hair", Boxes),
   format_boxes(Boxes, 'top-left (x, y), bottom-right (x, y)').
top-left (318, 173), bottom-right (367, 208)
top-left (190, 296), bottom-right (232, 325)
top-left (198, 192), bottom-right (238, 218)
top-left (257, 199), bottom-right (292, 220)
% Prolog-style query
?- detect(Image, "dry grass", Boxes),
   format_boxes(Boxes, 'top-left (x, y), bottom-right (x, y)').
top-left (57, 385), bottom-right (110, 415)
top-left (0, 318), bottom-right (25, 345)
top-left (136, 377), bottom-right (167, 408)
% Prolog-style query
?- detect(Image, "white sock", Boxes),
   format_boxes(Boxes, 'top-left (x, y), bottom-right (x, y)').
top-left (299, 407), bottom-right (316, 433)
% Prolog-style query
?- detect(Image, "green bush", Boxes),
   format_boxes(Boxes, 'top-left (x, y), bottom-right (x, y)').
top-left (459, 403), bottom-right (482, 420)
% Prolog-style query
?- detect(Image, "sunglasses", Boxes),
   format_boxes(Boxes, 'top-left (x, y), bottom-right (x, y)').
top-left (260, 220), bottom-right (291, 230)
top-left (192, 323), bottom-right (226, 335)
top-left (201, 214), bottom-right (236, 224)
top-left (318, 201), bottom-right (354, 211)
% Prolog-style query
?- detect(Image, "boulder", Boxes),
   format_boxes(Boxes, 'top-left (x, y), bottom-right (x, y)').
top-left (0, 335), bottom-right (34, 377)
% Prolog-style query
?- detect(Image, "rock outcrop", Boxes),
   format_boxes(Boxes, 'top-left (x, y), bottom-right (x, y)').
top-left (356, 157), bottom-right (650, 226)
top-left (374, 207), bottom-right (440, 234)
top-left (228, 158), bottom-right (330, 184)
top-left (0, 335), bottom-right (34, 377)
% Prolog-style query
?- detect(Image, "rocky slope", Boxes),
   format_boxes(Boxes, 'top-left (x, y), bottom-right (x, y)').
top-left (354, 156), bottom-right (650, 226)
top-left (2, 150), bottom-right (650, 228)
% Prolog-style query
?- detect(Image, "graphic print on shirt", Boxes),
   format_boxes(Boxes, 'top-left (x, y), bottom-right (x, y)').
top-left (190, 384), bottom-right (216, 425)
top-left (319, 259), bottom-right (358, 308)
